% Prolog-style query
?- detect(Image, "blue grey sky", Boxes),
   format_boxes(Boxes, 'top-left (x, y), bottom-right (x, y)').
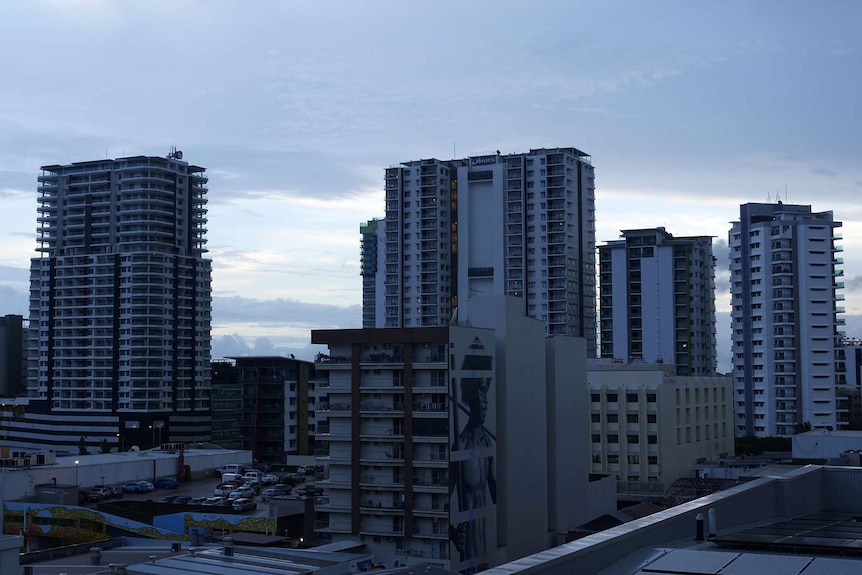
top-left (1, 1), bottom-right (861, 369)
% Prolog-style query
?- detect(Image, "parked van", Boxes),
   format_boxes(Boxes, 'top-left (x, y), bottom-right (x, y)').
top-left (218, 464), bottom-right (245, 475)
top-left (242, 470), bottom-right (261, 484)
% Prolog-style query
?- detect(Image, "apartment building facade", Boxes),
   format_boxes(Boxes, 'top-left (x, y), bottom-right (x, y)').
top-left (729, 202), bottom-right (844, 437)
top-left (233, 356), bottom-right (324, 462)
top-left (599, 228), bottom-right (717, 375)
top-left (372, 148), bottom-right (597, 355)
top-left (312, 326), bottom-right (498, 572)
top-left (23, 152), bottom-right (212, 452)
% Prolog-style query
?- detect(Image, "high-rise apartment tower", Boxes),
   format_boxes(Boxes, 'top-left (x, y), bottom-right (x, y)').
top-left (26, 151), bottom-right (212, 450)
top-left (370, 148), bottom-right (596, 355)
top-left (729, 202), bottom-right (843, 437)
top-left (599, 228), bottom-right (717, 375)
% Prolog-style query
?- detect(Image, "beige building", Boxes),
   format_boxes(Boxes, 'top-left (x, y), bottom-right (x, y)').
top-left (587, 361), bottom-right (734, 499)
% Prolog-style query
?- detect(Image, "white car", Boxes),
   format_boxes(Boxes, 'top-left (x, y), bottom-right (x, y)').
top-left (229, 486), bottom-right (255, 499)
top-left (260, 473), bottom-right (279, 485)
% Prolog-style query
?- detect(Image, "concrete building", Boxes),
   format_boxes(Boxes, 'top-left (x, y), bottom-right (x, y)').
top-left (0, 314), bottom-right (25, 398)
top-left (311, 297), bottom-right (609, 573)
top-left (233, 356), bottom-right (325, 462)
top-left (835, 338), bottom-right (861, 427)
top-left (599, 228), bottom-right (717, 375)
top-left (210, 360), bottom-right (242, 449)
top-left (360, 219), bottom-right (382, 328)
top-left (588, 362), bottom-right (735, 500)
top-left (729, 202), bottom-right (844, 437)
top-left (372, 148), bottom-right (597, 356)
top-left (22, 151), bottom-right (212, 453)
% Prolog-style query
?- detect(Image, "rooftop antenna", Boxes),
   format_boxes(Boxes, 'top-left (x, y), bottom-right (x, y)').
top-left (453, 141), bottom-right (456, 159)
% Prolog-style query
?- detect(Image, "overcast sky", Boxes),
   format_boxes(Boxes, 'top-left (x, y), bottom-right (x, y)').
top-left (2, 1), bottom-right (861, 370)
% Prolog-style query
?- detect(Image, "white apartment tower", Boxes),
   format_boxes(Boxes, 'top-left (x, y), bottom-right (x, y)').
top-left (599, 228), bottom-right (717, 375)
top-left (27, 152), bottom-right (212, 450)
top-left (729, 202), bottom-right (844, 437)
top-left (374, 148), bottom-right (596, 355)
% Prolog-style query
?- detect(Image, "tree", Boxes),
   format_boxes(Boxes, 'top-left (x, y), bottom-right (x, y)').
top-left (78, 435), bottom-right (88, 456)
top-left (100, 439), bottom-right (111, 454)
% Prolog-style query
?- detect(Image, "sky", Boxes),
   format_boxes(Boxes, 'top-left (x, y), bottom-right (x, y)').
top-left (1, 0), bottom-right (862, 371)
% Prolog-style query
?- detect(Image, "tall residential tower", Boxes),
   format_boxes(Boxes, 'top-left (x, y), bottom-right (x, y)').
top-left (599, 228), bottom-right (717, 375)
top-left (25, 151), bottom-right (212, 451)
top-left (371, 148), bottom-right (597, 355)
top-left (729, 202), bottom-right (843, 437)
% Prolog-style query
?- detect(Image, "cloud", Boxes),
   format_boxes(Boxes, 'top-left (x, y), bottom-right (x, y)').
top-left (845, 276), bottom-right (862, 293)
top-left (212, 295), bottom-right (360, 328)
top-left (211, 333), bottom-right (327, 362)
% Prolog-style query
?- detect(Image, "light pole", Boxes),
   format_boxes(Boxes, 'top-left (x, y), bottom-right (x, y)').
top-left (117, 432), bottom-right (123, 453)
top-left (75, 460), bottom-right (79, 486)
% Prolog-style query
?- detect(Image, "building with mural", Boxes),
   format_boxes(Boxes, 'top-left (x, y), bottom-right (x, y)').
top-left (311, 296), bottom-right (612, 573)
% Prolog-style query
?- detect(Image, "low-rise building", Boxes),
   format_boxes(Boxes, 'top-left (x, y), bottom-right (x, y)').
top-left (588, 361), bottom-right (734, 500)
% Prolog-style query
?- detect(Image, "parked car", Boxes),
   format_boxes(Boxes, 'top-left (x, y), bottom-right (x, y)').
top-left (123, 481), bottom-right (154, 493)
top-left (202, 496), bottom-right (225, 506)
top-left (78, 491), bottom-right (99, 504)
top-left (90, 487), bottom-right (113, 499)
top-left (214, 482), bottom-right (241, 497)
top-left (153, 477), bottom-right (180, 489)
top-left (83, 490), bottom-right (104, 502)
top-left (229, 485), bottom-right (255, 499)
top-left (260, 486), bottom-right (287, 501)
top-left (162, 495), bottom-right (180, 503)
top-left (108, 486), bottom-right (124, 498)
top-left (187, 497), bottom-right (206, 505)
top-left (172, 496), bottom-right (192, 504)
top-left (232, 498), bottom-right (257, 512)
top-left (260, 473), bottom-right (279, 485)
top-left (252, 462), bottom-right (273, 472)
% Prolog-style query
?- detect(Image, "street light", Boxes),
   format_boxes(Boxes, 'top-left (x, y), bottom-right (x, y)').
top-left (75, 460), bottom-right (79, 486)
top-left (117, 432), bottom-right (123, 453)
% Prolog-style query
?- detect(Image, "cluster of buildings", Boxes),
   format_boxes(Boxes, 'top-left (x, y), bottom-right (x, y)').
top-left (0, 146), bottom-right (854, 574)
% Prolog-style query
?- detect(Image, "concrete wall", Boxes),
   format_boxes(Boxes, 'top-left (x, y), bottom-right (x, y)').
top-left (469, 296), bottom-right (549, 564)
top-left (792, 430), bottom-right (862, 461)
top-left (546, 336), bottom-right (597, 535)
top-left (1, 449), bottom-right (252, 500)
top-left (484, 465), bottom-right (826, 575)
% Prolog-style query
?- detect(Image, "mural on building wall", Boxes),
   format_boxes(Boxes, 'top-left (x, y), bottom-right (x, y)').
top-left (5, 501), bottom-right (277, 543)
top-left (5, 502), bottom-right (177, 543)
top-left (449, 332), bottom-right (497, 574)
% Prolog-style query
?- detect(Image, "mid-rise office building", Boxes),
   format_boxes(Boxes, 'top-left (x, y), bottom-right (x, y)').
top-left (234, 355), bottom-right (324, 461)
top-left (360, 219), bottom-right (382, 328)
top-left (599, 228), bottom-right (717, 375)
top-left (210, 360), bottom-right (242, 449)
top-left (588, 361), bottom-right (734, 500)
top-left (729, 202), bottom-right (843, 437)
top-left (0, 314), bottom-right (26, 397)
top-left (370, 148), bottom-right (597, 355)
top-left (22, 151), bottom-right (212, 452)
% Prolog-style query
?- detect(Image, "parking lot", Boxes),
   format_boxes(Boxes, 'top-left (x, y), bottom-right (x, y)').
top-left (87, 470), bottom-right (319, 518)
